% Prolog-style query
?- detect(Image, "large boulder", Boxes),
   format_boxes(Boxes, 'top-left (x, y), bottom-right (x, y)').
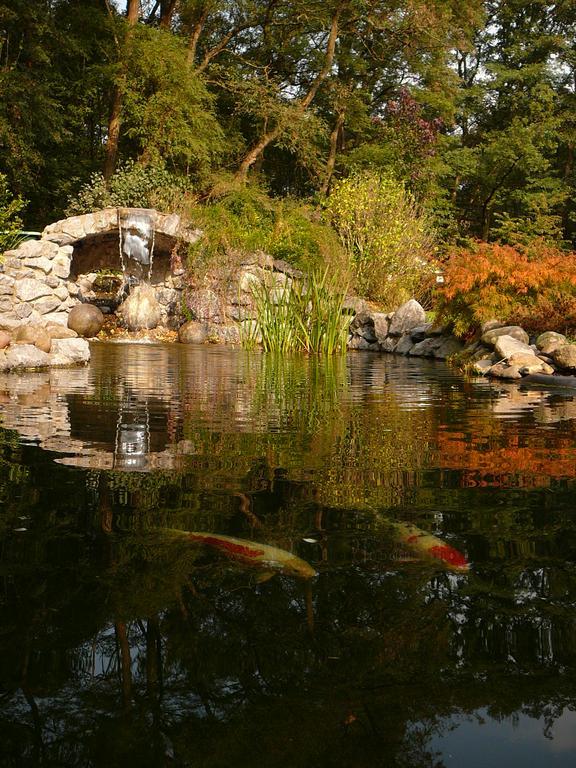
top-left (494, 335), bottom-right (534, 360)
top-left (68, 303), bottom-right (105, 337)
top-left (117, 285), bottom-right (161, 331)
top-left (5, 344), bottom-right (50, 369)
top-left (552, 344), bottom-right (576, 371)
top-left (388, 300), bottom-right (426, 337)
top-left (49, 338), bottom-right (90, 366)
top-left (481, 325), bottom-right (529, 347)
top-left (536, 331), bottom-right (566, 355)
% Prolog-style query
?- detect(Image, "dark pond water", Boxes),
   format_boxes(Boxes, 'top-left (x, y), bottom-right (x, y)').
top-left (1, 342), bottom-right (576, 768)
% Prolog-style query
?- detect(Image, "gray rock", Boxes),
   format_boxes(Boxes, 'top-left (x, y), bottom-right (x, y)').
top-left (186, 288), bottom-right (221, 322)
top-left (434, 337), bottom-right (465, 360)
top-left (273, 259), bottom-right (303, 279)
top-left (488, 362), bottom-right (523, 380)
top-left (348, 336), bottom-right (378, 351)
top-left (48, 338), bottom-right (90, 366)
top-left (372, 313), bottom-right (390, 343)
top-left (178, 320), bottom-right (208, 344)
top-left (552, 344), bottom-right (576, 370)
top-left (480, 319), bottom-right (504, 334)
top-left (0, 314), bottom-right (21, 331)
top-left (68, 303), bottom-right (105, 337)
top-left (494, 335), bottom-right (534, 360)
top-left (358, 324), bottom-right (377, 343)
top-left (0, 275), bottom-right (15, 294)
top-left (342, 297), bottom-right (369, 316)
top-left (204, 322), bottom-right (241, 346)
top-left (5, 344), bottom-right (50, 369)
top-left (14, 303), bottom-right (33, 319)
top-left (117, 285), bottom-right (161, 331)
top-left (410, 337), bottom-right (440, 357)
top-left (34, 297), bottom-right (61, 315)
top-left (42, 312), bottom-right (71, 327)
top-left (350, 310), bottom-right (374, 334)
top-left (481, 325), bottom-right (529, 347)
top-left (22, 256), bottom-right (53, 274)
top-left (15, 277), bottom-right (52, 302)
top-left (471, 358), bottom-right (493, 376)
top-left (395, 333), bottom-right (415, 355)
top-left (45, 275), bottom-right (60, 289)
top-left (410, 323), bottom-right (433, 342)
top-left (387, 299), bottom-right (426, 337)
top-left (380, 337), bottom-right (398, 353)
top-left (536, 331), bottom-right (567, 355)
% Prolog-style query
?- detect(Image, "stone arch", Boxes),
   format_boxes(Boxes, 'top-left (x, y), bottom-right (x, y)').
top-left (42, 207), bottom-right (201, 280)
top-left (0, 208), bottom-right (201, 331)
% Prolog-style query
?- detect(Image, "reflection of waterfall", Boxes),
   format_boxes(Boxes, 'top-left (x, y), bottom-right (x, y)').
top-left (114, 400), bottom-right (150, 471)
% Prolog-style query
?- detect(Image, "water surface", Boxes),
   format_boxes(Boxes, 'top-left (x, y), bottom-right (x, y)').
top-left (1, 343), bottom-right (576, 767)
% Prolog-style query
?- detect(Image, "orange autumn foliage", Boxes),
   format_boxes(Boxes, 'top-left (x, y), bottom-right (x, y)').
top-left (436, 240), bottom-right (576, 338)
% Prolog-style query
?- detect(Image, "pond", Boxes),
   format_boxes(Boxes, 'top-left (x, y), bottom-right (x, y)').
top-left (1, 343), bottom-right (576, 767)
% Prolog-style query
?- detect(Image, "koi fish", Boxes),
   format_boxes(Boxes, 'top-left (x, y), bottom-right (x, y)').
top-left (163, 529), bottom-right (317, 579)
top-left (389, 521), bottom-right (470, 573)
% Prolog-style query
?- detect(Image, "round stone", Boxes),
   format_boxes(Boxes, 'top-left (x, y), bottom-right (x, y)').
top-left (68, 303), bottom-right (105, 337)
top-left (178, 320), bottom-right (208, 344)
top-left (117, 285), bottom-right (161, 331)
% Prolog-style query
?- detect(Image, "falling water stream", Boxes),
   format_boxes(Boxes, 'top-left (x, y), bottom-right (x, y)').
top-left (117, 208), bottom-right (156, 291)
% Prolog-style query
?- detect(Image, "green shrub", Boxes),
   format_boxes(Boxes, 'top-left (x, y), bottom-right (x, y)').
top-left (189, 184), bottom-right (349, 281)
top-left (66, 160), bottom-right (192, 216)
top-left (323, 170), bottom-right (436, 309)
top-left (0, 173), bottom-right (27, 255)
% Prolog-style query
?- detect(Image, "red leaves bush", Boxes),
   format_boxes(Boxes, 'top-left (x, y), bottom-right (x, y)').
top-left (436, 240), bottom-right (576, 339)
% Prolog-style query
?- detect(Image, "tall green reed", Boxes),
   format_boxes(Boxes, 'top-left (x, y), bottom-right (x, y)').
top-left (243, 269), bottom-right (350, 354)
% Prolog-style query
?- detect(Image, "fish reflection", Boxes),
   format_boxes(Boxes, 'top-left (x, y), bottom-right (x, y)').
top-left (163, 529), bottom-right (317, 579)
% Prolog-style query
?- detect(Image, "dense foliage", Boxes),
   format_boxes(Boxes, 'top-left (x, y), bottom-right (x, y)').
top-left (324, 171), bottom-right (436, 308)
top-left (1, 0), bottom-right (575, 310)
top-left (436, 241), bottom-right (576, 337)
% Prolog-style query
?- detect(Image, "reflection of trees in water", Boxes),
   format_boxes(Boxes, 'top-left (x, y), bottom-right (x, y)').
top-left (2, 349), bottom-right (576, 764)
top-left (2, 484), bottom-right (576, 766)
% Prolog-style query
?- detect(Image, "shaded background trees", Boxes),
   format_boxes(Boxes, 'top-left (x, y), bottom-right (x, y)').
top-left (1, 0), bottom-right (575, 251)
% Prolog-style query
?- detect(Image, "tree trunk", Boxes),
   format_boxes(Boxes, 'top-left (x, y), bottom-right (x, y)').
top-left (320, 108), bottom-right (345, 196)
top-left (159, 0), bottom-right (178, 28)
top-left (103, 0), bottom-right (139, 182)
top-left (234, 2), bottom-right (344, 184)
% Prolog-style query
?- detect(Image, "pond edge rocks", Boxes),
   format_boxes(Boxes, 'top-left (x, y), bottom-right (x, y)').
top-left (348, 300), bottom-right (576, 381)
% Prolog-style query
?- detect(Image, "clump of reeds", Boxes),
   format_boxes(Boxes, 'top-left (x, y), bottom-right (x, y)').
top-left (244, 269), bottom-right (350, 354)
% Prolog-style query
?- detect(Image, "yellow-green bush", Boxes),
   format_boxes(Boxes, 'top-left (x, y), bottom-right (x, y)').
top-left (324, 171), bottom-right (436, 309)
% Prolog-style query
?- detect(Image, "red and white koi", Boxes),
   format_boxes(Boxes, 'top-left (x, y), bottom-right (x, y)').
top-left (164, 529), bottom-right (317, 579)
top-left (390, 521), bottom-right (470, 573)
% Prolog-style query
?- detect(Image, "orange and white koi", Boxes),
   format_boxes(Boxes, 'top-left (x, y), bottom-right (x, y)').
top-left (164, 529), bottom-right (317, 579)
top-left (390, 521), bottom-right (470, 573)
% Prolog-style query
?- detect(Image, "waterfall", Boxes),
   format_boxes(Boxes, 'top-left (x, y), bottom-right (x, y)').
top-left (117, 208), bottom-right (156, 283)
